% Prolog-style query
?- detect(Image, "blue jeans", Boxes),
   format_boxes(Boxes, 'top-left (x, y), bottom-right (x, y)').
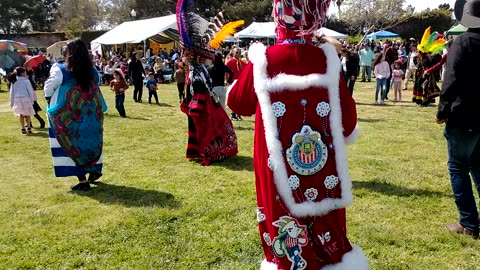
top-left (115, 93), bottom-right (126, 117)
top-left (361, 65), bottom-right (372, 81)
top-left (375, 78), bottom-right (387, 101)
top-left (444, 125), bottom-right (480, 233)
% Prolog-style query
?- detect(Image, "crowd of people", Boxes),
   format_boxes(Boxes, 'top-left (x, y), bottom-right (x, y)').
top-left (336, 35), bottom-right (452, 106)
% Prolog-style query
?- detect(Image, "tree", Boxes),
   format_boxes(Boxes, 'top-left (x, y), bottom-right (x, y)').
top-left (0, 0), bottom-right (59, 34)
top-left (29, 0), bottom-right (59, 32)
top-left (54, 0), bottom-right (102, 31)
top-left (221, 0), bottom-right (272, 26)
top-left (391, 8), bottom-right (453, 40)
top-left (340, 0), bottom-right (415, 34)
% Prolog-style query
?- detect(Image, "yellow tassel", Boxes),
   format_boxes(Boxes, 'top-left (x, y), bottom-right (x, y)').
top-left (209, 20), bottom-right (245, 49)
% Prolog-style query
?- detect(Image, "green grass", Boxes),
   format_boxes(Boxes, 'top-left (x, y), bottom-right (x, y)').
top-left (0, 80), bottom-right (479, 269)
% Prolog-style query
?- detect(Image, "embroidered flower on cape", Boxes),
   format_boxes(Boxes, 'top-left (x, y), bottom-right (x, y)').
top-left (304, 188), bottom-right (318, 202)
top-left (288, 175), bottom-right (300, 190)
top-left (263, 232), bottom-right (272, 246)
top-left (268, 157), bottom-right (274, 170)
top-left (257, 208), bottom-right (266, 223)
top-left (324, 175), bottom-right (339, 189)
top-left (272, 101), bottom-right (286, 118)
top-left (316, 102), bottom-right (330, 117)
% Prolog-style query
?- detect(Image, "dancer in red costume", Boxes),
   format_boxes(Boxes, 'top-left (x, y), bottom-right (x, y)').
top-left (228, 0), bottom-right (369, 269)
top-left (176, 0), bottom-right (241, 165)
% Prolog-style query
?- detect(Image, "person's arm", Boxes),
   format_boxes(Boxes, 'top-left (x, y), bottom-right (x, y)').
top-left (43, 64), bottom-right (63, 102)
top-left (9, 83), bottom-right (14, 108)
top-left (425, 54), bottom-right (447, 74)
top-left (437, 40), bottom-right (462, 123)
top-left (26, 79), bottom-right (36, 102)
top-left (224, 65), bottom-right (234, 84)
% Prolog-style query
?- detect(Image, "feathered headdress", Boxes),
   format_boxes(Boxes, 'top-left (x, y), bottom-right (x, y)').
top-left (176, 0), bottom-right (244, 58)
top-left (418, 26), bottom-right (447, 54)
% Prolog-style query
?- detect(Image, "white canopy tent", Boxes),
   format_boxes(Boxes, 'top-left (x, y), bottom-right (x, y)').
top-left (234, 22), bottom-right (347, 40)
top-left (316, 27), bottom-right (347, 39)
top-left (234, 22), bottom-right (276, 39)
top-left (90, 14), bottom-right (178, 56)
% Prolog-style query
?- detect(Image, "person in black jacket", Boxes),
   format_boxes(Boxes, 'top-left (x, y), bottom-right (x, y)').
top-left (340, 48), bottom-right (360, 96)
top-left (128, 52), bottom-right (145, 103)
top-left (208, 53), bottom-right (234, 110)
top-left (439, 0), bottom-right (480, 239)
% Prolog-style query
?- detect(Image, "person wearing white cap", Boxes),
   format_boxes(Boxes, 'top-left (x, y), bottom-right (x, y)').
top-left (438, 0), bottom-right (480, 239)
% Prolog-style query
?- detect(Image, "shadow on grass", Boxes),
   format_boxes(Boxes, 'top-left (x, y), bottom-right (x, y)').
top-left (211, 155), bottom-right (254, 171)
top-left (141, 102), bottom-right (173, 107)
top-left (76, 182), bottom-right (181, 208)
top-left (353, 180), bottom-right (451, 198)
top-left (234, 126), bottom-right (254, 131)
top-left (105, 114), bottom-right (150, 121)
top-left (27, 131), bottom-right (49, 138)
top-left (358, 118), bottom-right (384, 123)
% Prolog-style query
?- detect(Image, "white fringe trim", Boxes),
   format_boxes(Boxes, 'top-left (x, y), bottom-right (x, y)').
top-left (249, 42), bottom-right (354, 218)
top-left (321, 245), bottom-right (370, 270)
top-left (261, 259), bottom-right (278, 270)
top-left (260, 245), bottom-right (369, 270)
top-left (344, 125), bottom-right (360, 145)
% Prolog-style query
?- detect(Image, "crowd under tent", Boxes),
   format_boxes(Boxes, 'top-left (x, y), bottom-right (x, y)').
top-left (90, 14), bottom-right (179, 57)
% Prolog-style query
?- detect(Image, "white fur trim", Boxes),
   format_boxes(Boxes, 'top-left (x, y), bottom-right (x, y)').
top-left (250, 43), bottom-right (354, 218)
top-left (344, 125), bottom-right (360, 145)
top-left (261, 259), bottom-right (278, 270)
top-left (321, 245), bottom-right (370, 270)
top-left (260, 245), bottom-right (369, 270)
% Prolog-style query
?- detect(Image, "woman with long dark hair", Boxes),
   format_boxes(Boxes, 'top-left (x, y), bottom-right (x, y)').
top-left (208, 53), bottom-right (234, 109)
top-left (44, 39), bottom-right (108, 191)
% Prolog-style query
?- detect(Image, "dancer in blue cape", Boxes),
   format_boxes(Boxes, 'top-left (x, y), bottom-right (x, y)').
top-left (44, 39), bottom-right (107, 191)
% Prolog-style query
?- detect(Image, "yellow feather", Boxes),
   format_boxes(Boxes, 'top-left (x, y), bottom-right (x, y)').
top-left (209, 20), bottom-right (245, 49)
top-left (420, 26), bottom-right (431, 48)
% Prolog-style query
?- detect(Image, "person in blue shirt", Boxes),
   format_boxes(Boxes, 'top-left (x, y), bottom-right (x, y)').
top-left (145, 72), bottom-right (159, 104)
top-left (358, 44), bottom-right (375, 82)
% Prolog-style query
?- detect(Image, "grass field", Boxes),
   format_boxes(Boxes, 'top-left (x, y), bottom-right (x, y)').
top-left (0, 79), bottom-right (479, 270)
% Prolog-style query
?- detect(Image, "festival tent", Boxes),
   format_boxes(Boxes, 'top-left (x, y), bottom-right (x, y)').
top-left (446, 24), bottom-right (467, 36)
top-left (90, 14), bottom-right (179, 55)
top-left (366, 30), bottom-right (400, 40)
top-left (234, 22), bottom-right (276, 39)
top-left (317, 27), bottom-right (347, 39)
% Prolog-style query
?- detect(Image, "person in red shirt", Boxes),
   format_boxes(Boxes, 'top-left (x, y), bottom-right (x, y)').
top-left (226, 48), bottom-right (246, 120)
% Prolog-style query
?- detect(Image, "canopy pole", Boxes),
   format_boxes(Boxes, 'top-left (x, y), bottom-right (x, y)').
top-left (144, 40), bottom-right (146, 56)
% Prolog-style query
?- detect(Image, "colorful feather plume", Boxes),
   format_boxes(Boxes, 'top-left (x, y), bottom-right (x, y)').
top-left (418, 26), bottom-right (446, 54)
top-left (209, 20), bottom-right (244, 49)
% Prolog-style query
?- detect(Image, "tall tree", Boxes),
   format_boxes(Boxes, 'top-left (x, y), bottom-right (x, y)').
top-left (29, 0), bottom-right (59, 32)
top-left (221, 0), bottom-right (272, 26)
top-left (0, 0), bottom-right (58, 34)
top-left (341, 0), bottom-right (414, 34)
top-left (54, 0), bottom-right (102, 31)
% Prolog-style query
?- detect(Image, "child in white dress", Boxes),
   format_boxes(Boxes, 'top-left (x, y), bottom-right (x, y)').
top-left (9, 67), bottom-right (37, 134)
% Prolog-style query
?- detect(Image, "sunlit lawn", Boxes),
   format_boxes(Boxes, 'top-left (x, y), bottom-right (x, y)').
top-left (0, 78), bottom-right (479, 269)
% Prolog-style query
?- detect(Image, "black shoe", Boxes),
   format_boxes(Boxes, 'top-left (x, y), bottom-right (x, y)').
top-left (138, 100), bottom-right (143, 103)
top-left (360, 80), bottom-right (366, 82)
top-left (71, 182), bottom-right (91, 191)
top-left (88, 172), bottom-right (102, 184)
top-left (27, 127), bottom-right (32, 133)
top-left (21, 128), bottom-right (27, 134)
